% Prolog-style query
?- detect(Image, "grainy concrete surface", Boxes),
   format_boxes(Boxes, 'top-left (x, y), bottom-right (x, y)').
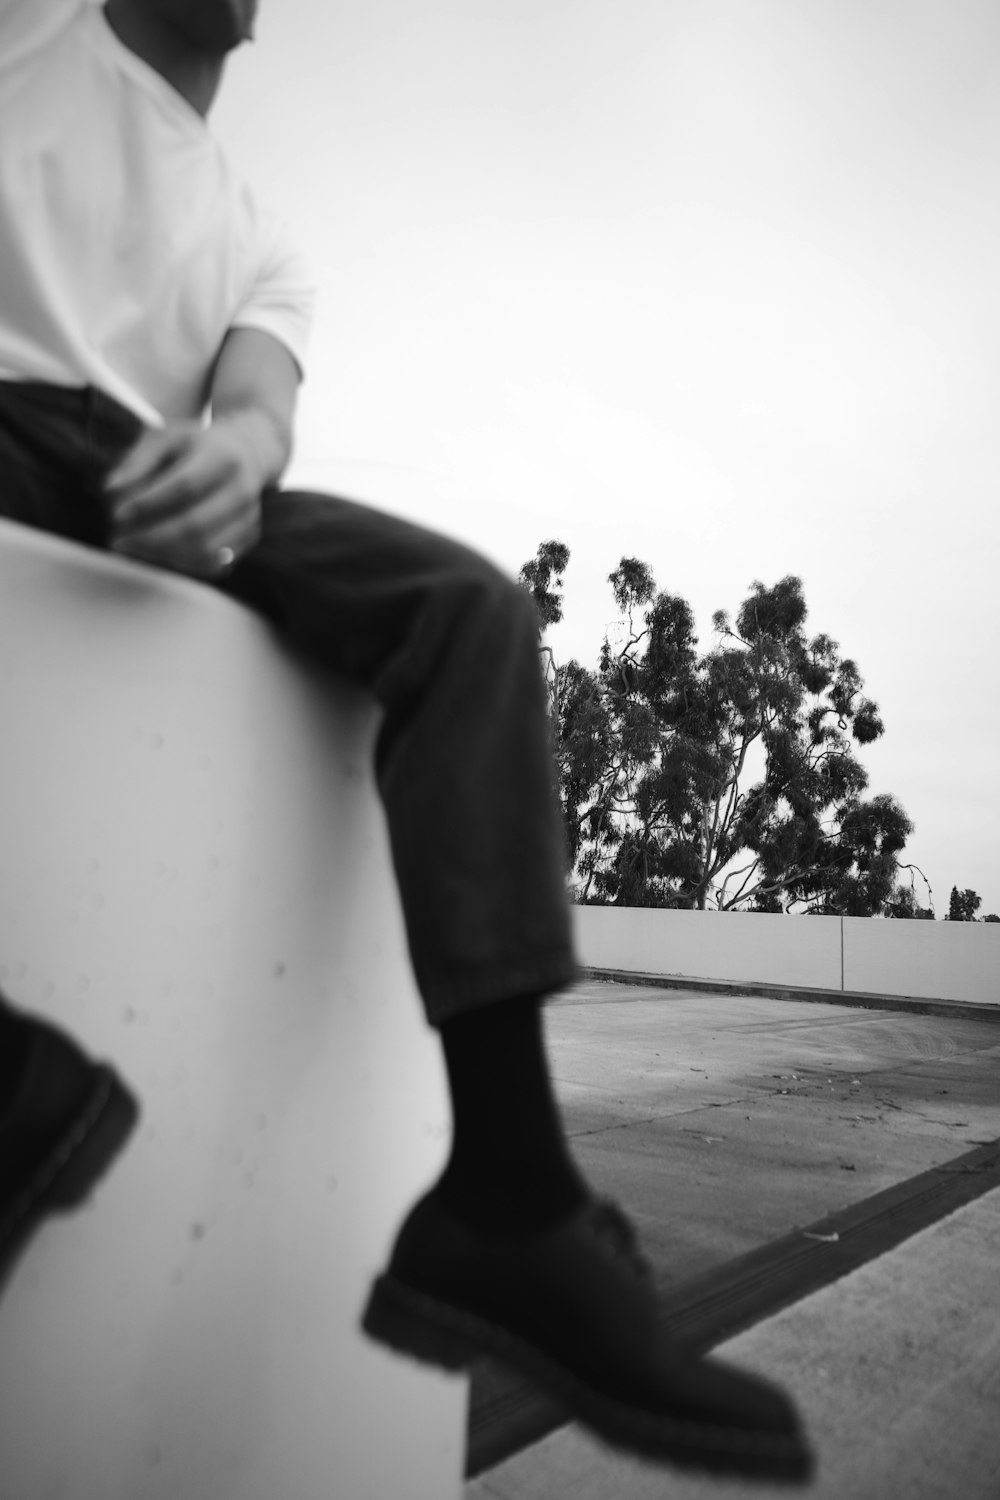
top-left (548, 981), bottom-right (999, 1288)
top-left (467, 1188), bottom-right (1000, 1500)
top-left (467, 982), bottom-right (1000, 1498)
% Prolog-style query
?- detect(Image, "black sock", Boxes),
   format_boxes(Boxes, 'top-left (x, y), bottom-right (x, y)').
top-left (436, 993), bottom-right (589, 1233)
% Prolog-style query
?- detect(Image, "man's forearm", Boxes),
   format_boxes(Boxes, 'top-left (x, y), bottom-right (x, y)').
top-left (210, 326), bottom-right (301, 489)
top-left (212, 404), bottom-right (292, 490)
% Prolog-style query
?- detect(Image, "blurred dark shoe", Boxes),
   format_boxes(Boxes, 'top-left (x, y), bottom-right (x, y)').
top-left (0, 1012), bottom-right (139, 1295)
top-left (363, 1189), bottom-right (813, 1483)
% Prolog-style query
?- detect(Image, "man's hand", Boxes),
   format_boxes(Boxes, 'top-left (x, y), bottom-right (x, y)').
top-left (105, 414), bottom-right (272, 578)
top-left (105, 327), bottom-right (300, 578)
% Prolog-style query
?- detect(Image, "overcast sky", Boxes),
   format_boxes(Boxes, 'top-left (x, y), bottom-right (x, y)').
top-left (215, 0), bottom-right (1000, 917)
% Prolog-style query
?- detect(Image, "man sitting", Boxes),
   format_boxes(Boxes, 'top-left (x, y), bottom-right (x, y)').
top-left (0, 0), bottom-right (811, 1480)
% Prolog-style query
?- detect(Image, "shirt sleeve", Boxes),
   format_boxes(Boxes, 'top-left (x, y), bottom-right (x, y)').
top-left (229, 211), bottom-right (318, 380)
top-left (0, 0), bottom-right (82, 66)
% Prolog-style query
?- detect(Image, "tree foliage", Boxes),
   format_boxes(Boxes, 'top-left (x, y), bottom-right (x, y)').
top-left (519, 541), bottom-right (917, 914)
top-left (884, 885), bottom-right (935, 920)
top-left (518, 539), bottom-right (570, 630)
top-left (947, 886), bottom-right (982, 922)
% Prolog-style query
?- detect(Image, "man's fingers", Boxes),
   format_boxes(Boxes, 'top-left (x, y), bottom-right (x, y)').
top-left (112, 527), bottom-right (255, 579)
top-left (105, 420), bottom-right (263, 578)
top-left (206, 522), bottom-right (260, 578)
top-left (109, 448), bottom-right (227, 532)
top-left (111, 493), bottom-right (234, 557)
top-left (104, 426), bottom-right (195, 498)
top-left (110, 496), bottom-right (261, 578)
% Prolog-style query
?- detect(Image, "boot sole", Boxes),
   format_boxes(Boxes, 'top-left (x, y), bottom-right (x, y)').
top-left (362, 1271), bottom-right (814, 1483)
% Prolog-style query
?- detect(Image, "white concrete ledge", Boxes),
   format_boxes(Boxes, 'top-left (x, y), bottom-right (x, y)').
top-left (0, 519), bottom-right (466, 1500)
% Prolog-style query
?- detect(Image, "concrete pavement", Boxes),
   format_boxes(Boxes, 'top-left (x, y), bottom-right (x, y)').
top-left (465, 981), bottom-right (1000, 1495)
top-left (468, 1186), bottom-right (1000, 1500)
top-left (548, 981), bottom-right (998, 1287)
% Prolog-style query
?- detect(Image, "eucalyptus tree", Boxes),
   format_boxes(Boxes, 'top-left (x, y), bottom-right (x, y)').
top-left (519, 542), bottom-right (915, 913)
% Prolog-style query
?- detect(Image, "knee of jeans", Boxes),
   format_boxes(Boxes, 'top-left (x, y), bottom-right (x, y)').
top-left (450, 554), bottom-right (539, 647)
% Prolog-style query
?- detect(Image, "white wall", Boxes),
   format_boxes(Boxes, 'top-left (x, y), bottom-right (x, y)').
top-left (573, 904), bottom-right (1000, 1008)
top-left (842, 915), bottom-right (1000, 1005)
top-left (574, 906), bottom-right (843, 991)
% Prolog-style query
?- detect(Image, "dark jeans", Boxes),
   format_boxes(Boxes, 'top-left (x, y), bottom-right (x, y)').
top-left (0, 381), bottom-right (576, 1025)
